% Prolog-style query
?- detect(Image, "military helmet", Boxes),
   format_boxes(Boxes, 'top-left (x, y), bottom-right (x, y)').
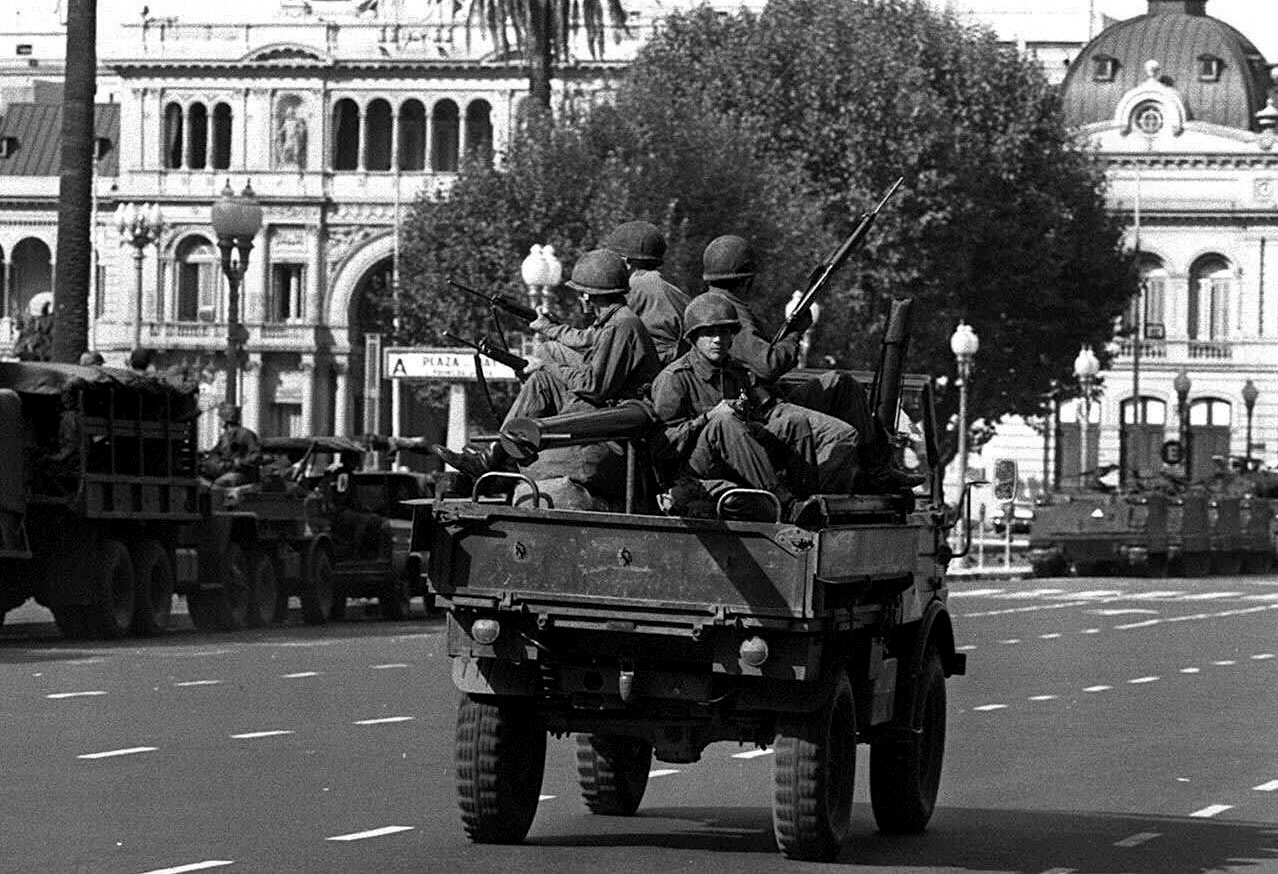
top-left (565, 249), bottom-right (630, 296)
top-left (702, 235), bottom-right (756, 283)
top-left (682, 293), bottom-right (741, 339)
top-left (217, 402), bottom-right (242, 425)
top-left (604, 221), bottom-right (666, 265)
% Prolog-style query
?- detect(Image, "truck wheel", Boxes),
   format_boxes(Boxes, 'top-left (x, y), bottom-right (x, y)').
top-left (85, 539), bottom-right (135, 639)
top-left (129, 540), bottom-right (174, 637)
top-left (772, 669), bottom-right (856, 862)
top-left (1030, 556), bottom-right (1066, 578)
top-left (455, 694), bottom-right (547, 844)
top-left (247, 552), bottom-right (279, 628)
top-left (378, 573), bottom-right (410, 620)
top-left (301, 546), bottom-right (336, 625)
top-left (185, 592), bottom-right (218, 631)
top-left (576, 734), bottom-right (652, 816)
top-left (870, 647), bottom-right (946, 834)
top-left (1244, 552), bottom-right (1275, 574)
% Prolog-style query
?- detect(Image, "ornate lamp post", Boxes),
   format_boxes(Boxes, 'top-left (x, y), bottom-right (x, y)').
top-left (115, 202), bottom-right (165, 349)
top-left (210, 180), bottom-right (262, 406)
top-left (519, 244), bottom-right (562, 353)
top-left (949, 321), bottom-right (979, 493)
top-left (1242, 378), bottom-right (1259, 470)
top-left (1073, 345), bottom-right (1100, 489)
top-left (1173, 368), bottom-right (1192, 482)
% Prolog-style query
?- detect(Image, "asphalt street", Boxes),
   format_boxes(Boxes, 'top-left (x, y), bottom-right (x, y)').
top-left (3, 575), bottom-right (1278, 874)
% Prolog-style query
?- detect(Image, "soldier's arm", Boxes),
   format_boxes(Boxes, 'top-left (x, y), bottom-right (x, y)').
top-left (733, 326), bottom-right (801, 383)
top-left (540, 321), bottom-right (597, 352)
top-left (562, 324), bottom-right (635, 405)
top-left (651, 370), bottom-right (710, 460)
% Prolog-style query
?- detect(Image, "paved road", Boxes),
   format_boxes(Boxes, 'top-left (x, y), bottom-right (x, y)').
top-left (3, 575), bottom-right (1278, 874)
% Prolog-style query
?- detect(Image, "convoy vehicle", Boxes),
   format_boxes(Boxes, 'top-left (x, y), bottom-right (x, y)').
top-left (411, 302), bottom-right (971, 862)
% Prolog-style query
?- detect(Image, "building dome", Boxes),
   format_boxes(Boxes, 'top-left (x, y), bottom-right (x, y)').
top-left (1062, 0), bottom-right (1271, 132)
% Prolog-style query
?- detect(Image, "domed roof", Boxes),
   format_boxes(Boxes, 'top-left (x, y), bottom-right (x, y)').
top-left (1062, 0), bottom-right (1271, 132)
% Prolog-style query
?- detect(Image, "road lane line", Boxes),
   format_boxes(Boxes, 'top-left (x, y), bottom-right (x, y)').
top-left (649, 769), bottom-right (680, 777)
top-left (539, 795), bottom-right (557, 801)
top-left (1253, 780), bottom-right (1278, 792)
top-left (1084, 685), bottom-right (1112, 692)
top-left (972, 704), bottom-right (1008, 711)
top-left (46, 690), bottom-right (107, 699)
top-left (1039, 633), bottom-right (1062, 639)
top-left (1114, 832), bottom-right (1161, 848)
top-left (137, 862), bottom-right (234, 874)
top-left (326, 826), bottom-right (414, 842)
top-left (998, 639), bottom-right (1021, 645)
top-left (230, 730), bottom-right (294, 739)
top-left (948, 588), bottom-right (1005, 597)
top-left (1037, 868), bottom-right (1076, 874)
top-left (78, 747), bottom-right (157, 760)
top-left (1114, 619), bottom-right (1161, 630)
top-left (1095, 609), bottom-right (1159, 616)
top-left (957, 644), bottom-right (977, 651)
top-left (353, 716), bottom-right (415, 725)
top-left (370, 663), bottom-right (410, 669)
top-left (1128, 676), bottom-right (1160, 684)
top-left (1212, 660), bottom-right (1237, 666)
top-left (174, 680), bottom-right (223, 687)
top-left (732, 749), bottom-right (774, 759)
top-left (1179, 667), bottom-right (1200, 673)
top-left (1189, 804), bottom-right (1233, 818)
top-left (1080, 628), bottom-right (1101, 634)
top-left (1251, 654), bottom-right (1275, 660)
top-left (1028, 695), bottom-right (1057, 701)
top-left (1180, 592), bottom-right (1243, 601)
top-left (280, 672), bottom-right (320, 678)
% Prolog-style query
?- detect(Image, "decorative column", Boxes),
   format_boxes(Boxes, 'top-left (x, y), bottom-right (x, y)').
top-left (332, 359), bottom-right (351, 436)
top-left (300, 354), bottom-right (317, 437)
top-left (241, 353), bottom-right (264, 434)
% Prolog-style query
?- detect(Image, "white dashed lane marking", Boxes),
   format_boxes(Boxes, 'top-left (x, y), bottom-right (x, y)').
top-left (972, 704), bottom-right (1008, 711)
top-left (1189, 804), bottom-right (1233, 818)
top-left (1252, 654), bottom-right (1276, 660)
top-left (280, 672), bottom-right (320, 679)
top-left (353, 716), bottom-right (414, 725)
top-left (1253, 780), bottom-right (1278, 792)
top-left (1084, 685), bottom-right (1112, 693)
top-left (136, 862), bottom-right (234, 874)
top-left (230, 730), bottom-right (294, 739)
top-left (325, 826), bottom-right (414, 842)
top-left (370, 663), bottom-right (410, 670)
top-left (174, 680), bottom-right (222, 687)
top-left (1028, 695), bottom-right (1057, 701)
top-left (1127, 676), bottom-right (1159, 684)
top-left (78, 746), bottom-right (157, 760)
top-left (1039, 633), bottom-right (1062, 640)
top-left (1114, 832), bottom-right (1161, 848)
top-left (1180, 667), bottom-right (1201, 674)
top-left (1212, 660), bottom-right (1237, 666)
top-left (732, 749), bottom-right (774, 759)
top-left (46, 690), bottom-right (106, 699)
top-left (649, 769), bottom-right (680, 777)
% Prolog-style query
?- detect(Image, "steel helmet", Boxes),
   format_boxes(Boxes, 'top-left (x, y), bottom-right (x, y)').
top-left (604, 221), bottom-right (666, 265)
top-left (682, 293), bottom-right (741, 339)
top-left (565, 249), bottom-right (630, 296)
top-left (702, 235), bottom-right (756, 283)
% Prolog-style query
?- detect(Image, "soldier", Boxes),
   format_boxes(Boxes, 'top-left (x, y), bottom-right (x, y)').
top-left (699, 234), bottom-right (922, 493)
top-left (201, 403), bottom-right (263, 487)
top-left (529, 221), bottom-right (691, 366)
top-left (434, 249), bottom-right (661, 478)
top-left (652, 293), bottom-right (861, 508)
top-left (78, 351), bottom-right (105, 366)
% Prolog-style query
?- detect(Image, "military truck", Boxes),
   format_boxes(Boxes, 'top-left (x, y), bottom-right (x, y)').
top-left (411, 302), bottom-right (971, 862)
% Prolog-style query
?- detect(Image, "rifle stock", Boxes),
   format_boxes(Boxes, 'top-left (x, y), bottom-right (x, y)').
top-left (449, 278), bottom-right (539, 324)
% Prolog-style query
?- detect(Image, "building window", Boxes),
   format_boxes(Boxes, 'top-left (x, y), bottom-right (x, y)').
top-left (164, 102), bottom-right (184, 169)
top-left (187, 103), bottom-right (208, 169)
top-left (331, 98), bottom-right (360, 171)
top-left (266, 402), bottom-right (304, 437)
top-left (365, 99), bottom-right (393, 171)
top-left (1198, 54), bottom-right (1223, 82)
top-left (268, 263), bottom-right (304, 323)
top-left (1130, 262), bottom-right (1168, 338)
top-left (1092, 54), bottom-right (1119, 82)
top-left (1189, 398), bottom-right (1231, 427)
top-left (465, 99), bottom-right (493, 163)
top-left (398, 99), bottom-right (426, 171)
top-left (1188, 256), bottom-right (1232, 340)
top-left (175, 236), bottom-right (219, 322)
top-left (211, 103), bottom-right (232, 170)
top-left (94, 264), bottom-right (106, 318)
top-left (431, 99), bottom-right (460, 172)
top-left (1133, 101), bottom-right (1164, 136)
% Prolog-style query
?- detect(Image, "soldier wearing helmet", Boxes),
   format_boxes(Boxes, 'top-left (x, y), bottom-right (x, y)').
top-left (200, 402), bottom-right (263, 487)
top-left (531, 221), bottom-right (691, 366)
top-left (435, 249), bottom-right (660, 479)
top-left (651, 293), bottom-right (861, 509)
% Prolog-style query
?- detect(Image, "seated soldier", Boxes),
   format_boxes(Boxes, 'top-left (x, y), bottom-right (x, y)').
top-left (652, 294), bottom-right (862, 512)
top-left (200, 403), bottom-right (263, 487)
top-left (434, 249), bottom-right (660, 479)
top-left (699, 234), bottom-right (923, 493)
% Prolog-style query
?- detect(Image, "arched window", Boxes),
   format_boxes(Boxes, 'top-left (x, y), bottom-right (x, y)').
top-left (465, 99), bottom-right (493, 163)
top-left (164, 102), bottom-right (184, 169)
top-left (1121, 396), bottom-right (1166, 479)
top-left (8, 237), bottom-right (52, 319)
top-left (1131, 257), bottom-right (1168, 339)
top-left (331, 98), bottom-right (360, 171)
top-left (365, 99), bottom-right (393, 171)
top-left (211, 103), bottom-right (232, 170)
top-left (398, 99), bottom-right (426, 171)
top-left (1188, 255), bottom-right (1232, 340)
top-left (187, 103), bottom-right (208, 170)
top-left (175, 236), bottom-right (219, 322)
top-left (431, 99), bottom-right (460, 172)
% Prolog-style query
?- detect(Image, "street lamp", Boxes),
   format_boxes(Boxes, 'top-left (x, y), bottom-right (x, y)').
top-left (949, 321), bottom-right (979, 493)
top-left (210, 180), bottom-right (262, 406)
top-left (1173, 368), bottom-right (1192, 482)
top-left (520, 244), bottom-right (563, 353)
top-left (115, 202), bottom-right (165, 349)
top-left (1242, 378), bottom-right (1259, 470)
top-left (1073, 345), bottom-right (1100, 489)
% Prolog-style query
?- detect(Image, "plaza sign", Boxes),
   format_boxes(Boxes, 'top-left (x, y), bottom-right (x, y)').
top-left (384, 347), bottom-right (519, 382)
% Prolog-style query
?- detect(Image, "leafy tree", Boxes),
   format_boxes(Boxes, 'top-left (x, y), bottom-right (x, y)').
top-left (620, 0), bottom-right (1135, 463)
top-left (51, 0), bottom-right (96, 363)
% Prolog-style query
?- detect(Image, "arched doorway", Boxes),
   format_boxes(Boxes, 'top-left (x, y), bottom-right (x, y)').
top-left (9, 238), bottom-right (52, 319)
top-left (350, 257), bottom-right (395, 436)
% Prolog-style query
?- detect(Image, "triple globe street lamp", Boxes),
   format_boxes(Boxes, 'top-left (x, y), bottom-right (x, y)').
top-left (1173, 368), bottom-right (1192, 482)
top-left (949, 321), bottom-right (979, 493)
top-left (210, 180), bottom-right (263, 407)
top-left (115, 202), bottom-right (165, 350)
top-left (1073, 345), bottom-right (1100, 489)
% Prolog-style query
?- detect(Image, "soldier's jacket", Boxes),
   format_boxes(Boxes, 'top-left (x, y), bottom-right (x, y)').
top-left (712, 288), bottom-right (803, 383)
top-left (540, 269), bottom-right (691, 365)
top-left (208, 424), bottom-right (263, 473)
top-left (552, 302), bottom-right (660, 406)
top-left (650, 346), bottom-right (771, 458)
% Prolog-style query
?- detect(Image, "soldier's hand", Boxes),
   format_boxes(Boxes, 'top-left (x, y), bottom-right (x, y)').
top-left (787, 303), bottom-right (814, 336)
top-left (529, 315), bottom-right (557, 335)
top-left (706, 399), bottom-right (739, 421)
top-left (523, 355), bottom-right (545, 374)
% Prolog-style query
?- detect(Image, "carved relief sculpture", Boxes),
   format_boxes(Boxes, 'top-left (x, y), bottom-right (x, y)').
top-left (275, 96), bottom-right (308, 169)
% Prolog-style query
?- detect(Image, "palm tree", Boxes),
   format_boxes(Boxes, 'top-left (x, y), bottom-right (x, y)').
top-left (51, 0), bottom-right (96, 363)
top-left (446, 0), bottom-right (628, 110)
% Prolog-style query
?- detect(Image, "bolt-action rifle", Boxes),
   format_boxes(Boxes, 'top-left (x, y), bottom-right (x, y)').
top-left (444, 331), bottom-right (529, 381)
top-left (449, 278), bottom-right (539, 324)
top-left (772, 176), bottom-right (904, 345)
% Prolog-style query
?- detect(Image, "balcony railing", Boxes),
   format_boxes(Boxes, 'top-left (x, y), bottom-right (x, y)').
top-left (1188, 340), bottom-right (1232, 360)
top-left (1116, 339), bottom-right (1167, 358)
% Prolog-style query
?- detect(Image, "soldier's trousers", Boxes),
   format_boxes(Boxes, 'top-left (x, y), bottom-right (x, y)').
top-left (501, 367), bottom-right (589, 427)
top-left (781, 370), bottom-right (890, 473)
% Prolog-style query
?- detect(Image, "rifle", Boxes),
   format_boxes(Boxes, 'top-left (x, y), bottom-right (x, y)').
top-left (444, 331), bottom-right (529, 380)
top-left (772, 176), bottom-right (904, 344)
top-left (449, 278), bottom-right (539, 324)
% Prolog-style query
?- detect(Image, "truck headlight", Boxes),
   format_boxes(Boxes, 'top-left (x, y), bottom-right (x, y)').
top-left (739, 636), bottom-right (769, 668)
top-left (470, 618), bottom-right (501, 645)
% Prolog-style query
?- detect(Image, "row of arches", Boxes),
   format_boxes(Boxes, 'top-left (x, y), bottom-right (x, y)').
top-left (0, 239), bottom-right (53, 319)
top-left (1133, 253), bottom-right (1235, 341)
top-left (164, 102), bottom-right (234, 171)
top-left (330, 97), bottom-right (492, 172)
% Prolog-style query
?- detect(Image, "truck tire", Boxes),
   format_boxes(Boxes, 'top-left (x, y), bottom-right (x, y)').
top-left (247, 551), bottom-right (279, 628)
top-left (300, 545), bottom-right (336, 625)
top-left (456, 694), bottom-right (546, 844)
top-left (772, 669), bottom-right (856, 862)
top-left (84, 539), bottom-right (135, 639)
top-left (576, 734), bottom-right (652, 816)
top-left (185, 591), bottom-right (218, 631)
top-left (1244, 551), bottom-right (1274, 574)
top-left (870, 646), bottom-right (946, 834)
top-left (212, 543), bottom-right (251, 631)
top-left (129, 540), bottom-right (174, 637)
top-left (1030, 556), bottom-right (1066, 578)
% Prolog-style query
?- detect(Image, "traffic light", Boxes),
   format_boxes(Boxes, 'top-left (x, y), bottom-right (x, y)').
top-left (993, 458), bottom-right (1017, 500)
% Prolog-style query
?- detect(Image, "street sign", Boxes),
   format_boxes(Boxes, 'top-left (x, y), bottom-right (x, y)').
top-left (1160, 439), bottom-right (1183, 465)
top-left (1144, 322), bottom-right (1165, 340)
top-left (384, 347), bottom-right (519, 382)
top-left (993, 458), bottom-right (1017, 500)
